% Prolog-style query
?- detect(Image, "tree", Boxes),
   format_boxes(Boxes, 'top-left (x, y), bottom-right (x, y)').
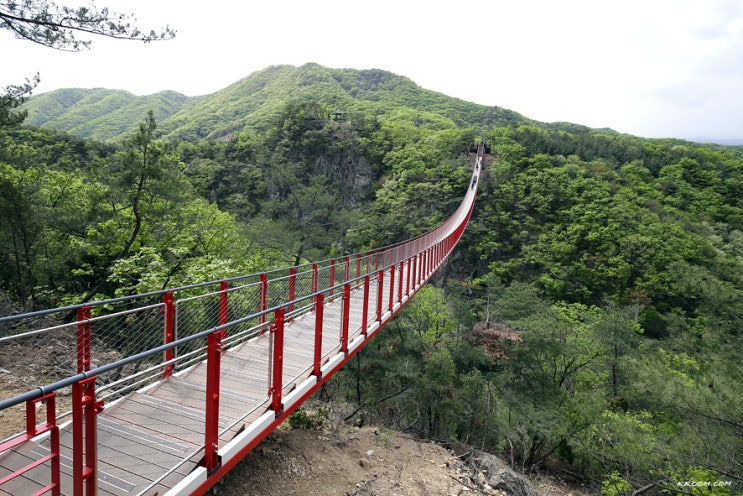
top-left (0, 0), bottom-right (175, 51)
top-left (77, 111), bottom-right (181, 303)
top-left (0, 73), bottom-right (39, 127)
top-left (0, 0), bottom-right (174, 125)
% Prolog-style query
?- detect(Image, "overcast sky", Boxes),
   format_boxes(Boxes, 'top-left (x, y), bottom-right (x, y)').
top-left (3, 0), bottom-right (742, 140)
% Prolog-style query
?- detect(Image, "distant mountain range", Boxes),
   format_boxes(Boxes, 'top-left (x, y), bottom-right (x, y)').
top-left (21, 63), bottom-right (533, 142)
top-left (687, 137), bottom-right (743, 146)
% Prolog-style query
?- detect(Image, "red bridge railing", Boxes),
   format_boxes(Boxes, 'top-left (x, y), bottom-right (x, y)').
top-left (0, 145), bottom-right (483, 495)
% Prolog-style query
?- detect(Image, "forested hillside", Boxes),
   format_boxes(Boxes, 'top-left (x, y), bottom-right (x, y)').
top-left (21, 88), bottom-right (196, 141)
top-left (2, 64), bottom-right (741, 495)
top-left (22, 63), bottom-right (528, 141)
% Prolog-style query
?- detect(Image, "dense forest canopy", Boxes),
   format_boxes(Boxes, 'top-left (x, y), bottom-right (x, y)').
top-left (1, 64), bottom-right (741, 495)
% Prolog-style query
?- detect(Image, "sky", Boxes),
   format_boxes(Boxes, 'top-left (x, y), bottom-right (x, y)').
top-left (3, 0), bottom-right (742, 140)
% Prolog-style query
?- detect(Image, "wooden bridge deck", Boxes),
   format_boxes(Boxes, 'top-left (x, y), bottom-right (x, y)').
top-left (0, 268), bottom-right (408, 495)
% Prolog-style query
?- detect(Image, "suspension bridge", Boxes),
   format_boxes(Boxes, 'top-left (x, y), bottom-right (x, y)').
top-left (0, 145), bottom-right (484, 495)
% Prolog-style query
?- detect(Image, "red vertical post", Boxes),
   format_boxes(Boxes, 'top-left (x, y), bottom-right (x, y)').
top-left (259, 273), bottom-right (268, 326)
top-left (388, 264), bottom-right (396, 313)
top-left (414, 252), bottom-right (420, 286)
top-left (313, 293), bottom-right (324, 378)
top-left (411, 254), bottom-right (418, 290)
top-left (312, 263), bottom-right (319, 294)
top-left (288, 267), bottom-right (297, 318)
top-left (219, 281), bottom-right (229, 326)
top-left (269, 308), bottom-right (285, 415)
top-left (397, 261), bottom-right (403, 303)
top-left (424, 249), bottom-right (428, 279)
top-left (424, 248), bottom-right (429, 277)
top-left (341, 283), bottom-right (350, 354)
top-left (376, 270), bottom-right (384, 322)
top-left (204, 329), bottom-right (223, 473)
top-left (356, 253), bottom-right (362, 279)
top-left (361, 275), bottom-right (370, 336)
top-left (72, 377), bottom-right (102, 496)
top-left (406, 255), bottom-right (412, 297)
top-left (344, 256), bottom-right (350, 283)
top-left (76, 306), bottom-right (92, 373)
top-left (162, 292), bottom-right (175, 378)
top-left (45, 394), bottom-right (61, 496)
top-left (427, 247), bottom-right (432, 275)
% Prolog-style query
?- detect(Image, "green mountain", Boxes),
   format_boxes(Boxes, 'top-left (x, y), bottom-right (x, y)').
top-left (22, 63), bottom-right (530, 141)
top-left (23, 88), bottom-right (197, 141)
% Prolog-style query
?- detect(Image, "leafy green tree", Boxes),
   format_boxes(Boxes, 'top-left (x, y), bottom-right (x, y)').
top-left (0, 73), bottom-right (39, 127)
top-left (76, 111), bottom-right (184, 302)
top-left (259, 171), bottom-right (342, 265)
top-left (0, 129), bottom-right (107, 307)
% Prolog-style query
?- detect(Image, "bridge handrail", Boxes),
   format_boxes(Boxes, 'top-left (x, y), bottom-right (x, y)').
top-left (0, 204), bottom-right (467, 326)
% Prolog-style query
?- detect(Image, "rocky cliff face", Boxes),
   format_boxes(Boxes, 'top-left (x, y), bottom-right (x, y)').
top-left (263, 115), bottom-right (376, 210)
top-left (314, 121), bottom-right (374, 208)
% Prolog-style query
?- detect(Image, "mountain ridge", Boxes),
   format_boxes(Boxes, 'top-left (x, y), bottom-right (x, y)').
top-left (22, 63), bottom-right (532, 142)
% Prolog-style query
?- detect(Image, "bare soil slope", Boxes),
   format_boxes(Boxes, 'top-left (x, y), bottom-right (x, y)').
top-left (216, 404), bottom-right (590, 496)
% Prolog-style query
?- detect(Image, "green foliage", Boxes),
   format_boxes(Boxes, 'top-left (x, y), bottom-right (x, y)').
top-left (601, 472), bottom-right (631, 496)
top-left (0, 0), bottom-right (174, 51)
top-left (662, 467), bottom-right (733, 496)
top-left (1, 73), bottom-right (39, 127)
top-left (0, 113), bottom-right (280, 308)
top-left (288, 406), bottom-right (329, 430)
top-left (327, 119), bottom-right (742, 493)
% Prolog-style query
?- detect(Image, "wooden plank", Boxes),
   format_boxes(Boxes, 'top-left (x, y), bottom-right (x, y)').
top-left (105, 397), bottom-right (205, 443)
top-left (145, 377), bottom-right (266, 422)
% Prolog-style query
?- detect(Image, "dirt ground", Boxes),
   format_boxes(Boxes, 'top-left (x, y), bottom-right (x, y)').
top-left (0, 350), bottom-right (78, 447)
top-left (214, 403), bottom-right (591, 496)
top-left (0, 367), bottom-right (45, 439)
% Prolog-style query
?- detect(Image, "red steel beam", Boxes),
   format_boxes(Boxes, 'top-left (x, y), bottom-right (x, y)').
top-left (204, 329), bottom-right (223, 473)
top-left (270, 308), bottom-right (285, 414)
top-left (162, 291), bottom-right (175, 378)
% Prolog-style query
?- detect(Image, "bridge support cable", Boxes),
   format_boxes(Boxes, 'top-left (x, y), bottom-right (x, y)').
top-left (0, 144), bottom-right (484, 496)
